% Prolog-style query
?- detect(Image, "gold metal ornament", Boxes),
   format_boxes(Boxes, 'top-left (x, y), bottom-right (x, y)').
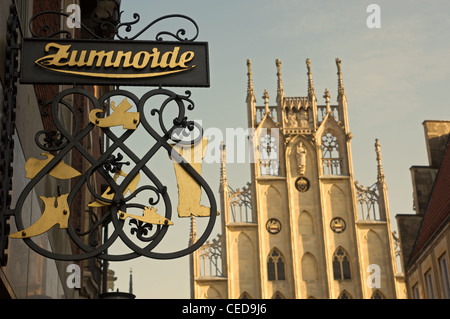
top-left (25, 153), bottom-right (82, 180)
top-left (89, 98), bottom-right (139, 130)
top-left (9, 194), bottom-right (70, 239)
top-left (88, 169), bottom-right (140, 207)
top-left (119, 207), bottom-right (173, 226)
top-left (172, 138), bottom-right (219, 218)
top-left (295, 176), bottom-right (311, 192)
top-left (330, 217), bottom-right (346, 233)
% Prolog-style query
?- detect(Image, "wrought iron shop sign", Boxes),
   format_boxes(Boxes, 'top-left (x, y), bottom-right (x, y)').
top-left (21, 39), bottom-right (209, 87)
top-left (0, 4), bottom-right (216, 265)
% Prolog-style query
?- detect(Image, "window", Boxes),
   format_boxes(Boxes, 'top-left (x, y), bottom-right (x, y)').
top-left (333, 247), bottom-right (351, 280)
top-left (425, 269), bottom-right (435, 299)
top-left (371, 290), bottom-right (385, 299)
top-left (267, 249), bottom-right (285, 281)
top-left (272, 291), bottom-right (285, 299)
top-left (321, 132), bottom-right (342, 175)
top-left (239, 292), bottom-right (251, 299)
top-left (338, 291), bottom-right (352, 299)
top-left (438, 254), bottom-right (450, 299)
top-left (412, 283), bottom-right (420, 299)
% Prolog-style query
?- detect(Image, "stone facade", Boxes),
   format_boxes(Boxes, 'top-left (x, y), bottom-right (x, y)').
top-left (190, 58), bottom-right (406, 299)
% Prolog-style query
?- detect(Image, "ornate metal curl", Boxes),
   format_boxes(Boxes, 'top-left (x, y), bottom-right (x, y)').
top-left (29, 8), bottom-right (199, 42)
top-left (0, 3), bottom-right (21, 266)
top-left (9, 87), bottom-right (217, 262)
top-left (1, 4), bottom-right (215, 268)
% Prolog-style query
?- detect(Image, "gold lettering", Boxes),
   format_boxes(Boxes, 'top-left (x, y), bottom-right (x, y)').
top-left (35, 43), bottom-right (197, 78)
top-left (86, 51), bottom-right (115, 67)
top-left (36, 43), bottom-right (72, 67)
top-left (113, 51), bottom-right (133, 68)
top-left (178, 51), bottom-right (194, 68)
top-left (159, 47), bottom-right (180, 68)
top-left (68, 50), bottom-right (89, 67)
top-left (150, 48), bottom-right (161, 68)
top-left (131, 51), bottom-right (151, 69)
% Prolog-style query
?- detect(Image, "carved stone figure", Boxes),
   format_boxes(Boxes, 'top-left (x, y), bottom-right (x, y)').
top-left (299, 110), bottom-right (309, 127)
top-left (284, 109), bottom-right (298, 127)
top-left (296, 142), bottom-right (307, 175)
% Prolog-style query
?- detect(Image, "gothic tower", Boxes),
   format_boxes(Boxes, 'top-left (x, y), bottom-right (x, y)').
top-left (190, 59), bottom-right (406, 299)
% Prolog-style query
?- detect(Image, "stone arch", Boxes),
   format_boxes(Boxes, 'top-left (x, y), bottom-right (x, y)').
top-left (205, 286), bottom-right (221, 299)
top-left (299, 210), bottom-right (314, 235)
top-left (239, 292), bottom-right (252, 299)
top-left (371, 289), bottom-right (385, 299)
top-left (328, 184), bottom-right (345, 197)
top-left (332, 246), bottom-right (352, 280)
top-left (267, 248), bottom-right (286, 281)
top-left (365, 229), bottom-right (386, 274)
top-left (301, 252), bottom-right (318, 281)
top-left (264, 185), bottom-right (282, 197)
top-left (234, 231), bottom-right (253, 249)
top-left (234, 232), bottom-right (256, 293)
top-left (328, 184), bottom-right (347, 219)
top-left (265, 185), bottom-right (282, 217)
top-left (272, 291), bottom-right (285, 299)
top-left (338, 290), bottom-right (352, 299)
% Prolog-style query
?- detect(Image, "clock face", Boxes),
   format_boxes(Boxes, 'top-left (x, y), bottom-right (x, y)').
top-left (330, 217), bottom-right (346, 233)
top-left (266, 218), bottom-right (282, 234)
top-left (295, 177), bottom-right (310, 192)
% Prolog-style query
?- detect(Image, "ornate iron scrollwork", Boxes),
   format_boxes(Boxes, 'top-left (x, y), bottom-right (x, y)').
top-left (0, 3), bottom-right (21, 266)
top-left (29, 5), bottom-right (199, 42)
top-left (0, 4), bottom-right (216, 265)
top-left (10, 87), bottom-right (217, 262)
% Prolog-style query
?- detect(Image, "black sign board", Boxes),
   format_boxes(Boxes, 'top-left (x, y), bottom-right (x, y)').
top-left (20, 38), bottom-right (209, 87)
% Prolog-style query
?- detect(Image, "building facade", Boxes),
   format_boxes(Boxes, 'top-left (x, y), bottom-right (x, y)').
top-left (396, 120), bottom-right (450, 299)
top-left (190, 58), bottom-right (406, 299)
top-left (0, 0), bottom-right (119, 299)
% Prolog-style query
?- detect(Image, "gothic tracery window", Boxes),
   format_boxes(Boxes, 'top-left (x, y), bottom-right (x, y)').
top-left (239, 292), bottom-right (251, 299)
top-left (267, 249), bottom-right (285, 281)
top-left (272, 291), bottom-right (285, 299)
top-left (198, 235), bottom-right (223, 277)
top-left (355, 182), bottom-right (383, 221)
top-left (321, 132), bottom-right (342, 175)
top-left (259, 133), bottom-right (279, 176)
top-left (332, 247), bottom-right (351, 280)
top-left (338, 290), bottom-right (352, 299)
top-left (229, 184), bottom-right (253, 223)
top-left (371, 290), bottom-right (385, 299)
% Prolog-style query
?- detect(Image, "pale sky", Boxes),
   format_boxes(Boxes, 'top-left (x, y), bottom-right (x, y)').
top-left (108, 0), bottom-right (450, 298)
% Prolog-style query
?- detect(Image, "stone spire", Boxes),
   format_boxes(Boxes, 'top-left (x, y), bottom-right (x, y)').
top-left (336, 58), bottom-right (345, 99)
top-left (263, 89), bottom-right (270, 115)
top-left (276, 59), bottom-right (285, 104)
top-left (246, 59), bottom-right (256, 103)
top-left (306, 58), bottom-right (315, 100)
top-left (375, 139), bottom-right (385, 181)
top-left (324, 89), bottom-right (331, 114)
top-left (220, 142), bottom-right (227, 184)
